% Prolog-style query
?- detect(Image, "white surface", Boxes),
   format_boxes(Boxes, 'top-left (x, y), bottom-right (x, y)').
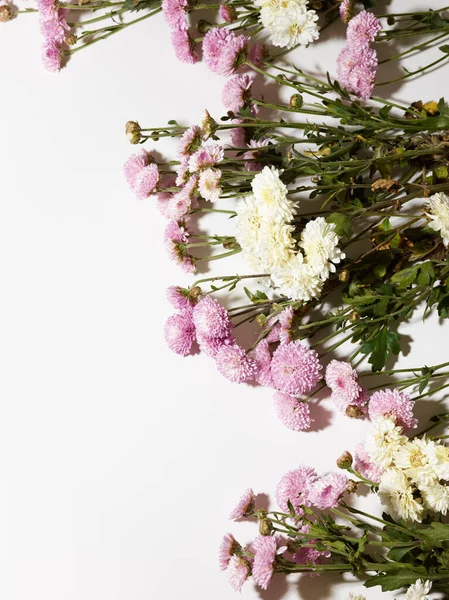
top-left (0, 3), bottom-right (448, 599)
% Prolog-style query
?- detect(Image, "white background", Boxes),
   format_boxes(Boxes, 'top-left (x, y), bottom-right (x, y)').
top-left (0, 2), bottom-right (448, 599)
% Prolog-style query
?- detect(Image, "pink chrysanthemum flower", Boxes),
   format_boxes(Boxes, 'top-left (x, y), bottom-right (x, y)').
top-left (193, 296), bottom-right (231, 339)
top-left (222, 73), bottom-right (254, 113)
top-left (203, 28), bottom-right (248, 76)
top-left (162, 0), bottom-right (188, 30)
top-left (188, 144), bottom-right (224, 172)
top-left (134, 163), bottom-right (159, 199)
top-left (273, 392), bottom-right (312, 431)
top-left (196, 332), bottom-right (233, 358)
top-left (275, 465), bottom-right (318, 513)
top-left (368, 388), bottom-right (418, 430)
top-left (166, 192), bottom-right (192, 220)
top-left (252, 535), bottom-right (286, 590)
top-left (219, 533), bottom-right (241, 571)
top-left (155, 191), bottom-right (172, 217)
top-left (346, 10), bottom-right (381, 48)
top-left (164, 219), bottom-right (196, 273)
top-left (293, 545), bottom-right (327, 566)
top-left (166, 285), bottom-right (195, 310)
top-left (353, 442), bottom-right (383, 483)
top-left (124, 149), bottom-right (150, 190)
top-left (325, 360), bottom-right (367, 414)
top-left (271, 341), bottom-right (322, 396)
top-left (171, 29), bottom-right (199, 64)
top-left (309, 473), bottom-right (349, 509)
top-left (227, 555), bottom-right (250, 592)
top-left (277, 306), bottom-right (294, 345)
top-left (230, 126), bottom-right (248, 148)
top-left (229, 488), bottom-right (255, 520)
top-left (216, 344), bottom-right (257, 384)
top-left (40, 11), bottom-right (69, 45)
top-left (178, 126), bottom-right (202, 157)
top-left (248, 42), bottom-right (265, 67)
top-left (164, 309), bottom-right (196, 356)
top-left (337, 45), bottom-right (377, 100)
top-left (339, 0), bottom-right (354, 24)
top-left (250, 339), bottom-right (273, 387)
top-left (37, 0), bottom-right (57, 20)
top-left (42, 40), bottom-right (61, 72)
top-left (266, 322), bottom-right (281, 344)
top-left (244, 138), bottom-right (270, 172)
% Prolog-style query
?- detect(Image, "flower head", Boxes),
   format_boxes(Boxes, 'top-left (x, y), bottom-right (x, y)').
top-left (365, 416), bottom-right (407, 469)
top-left (394, 438), bottom-right (439, 486)
top-left (271, 252), bottom-right (324, 301)
top-left (203, 28), bottom-right (248, 76)
top-left (178, 126), bottom-right (202, 157)
top-left (171, 29), bottom-right (199, 64)
top-left (275, 465), bottom-right (318, 513)
top-left (339, 0), bottom-right (354, 24)
top-left (252, 535), bottom-right (286, 590)
top-left (166, 286), bottom-right (196, 310)
top-left (219, 4), bottom-right (236, 23)
top-left (216, 344), bottom-right (257, 384)
top-left (325, 360), bottom-right (367, 414)
top-left (134, 163), bottom-right (159, 199)
top-left (42, 40), bottom-right (61, 72)
top-left (192, 296), bottom-right (231, 339)
top-left (227, 555), bottom-right (251, 591)
top-left (273, 392), bottom-right (312, 431)
top-left (270, 341), bottom-right (322, 396)
top-left (337, 45), bottom-right (377, 100)
top-left (124, 149), bottom-right (150, 190)
top-left (353, 442), bottom-right (383, 483)
top-left (346, 10), bottom-right (381, 48)
top-left (379, 467), bottom-right (423, 522)
top-left (162, 0), bottom-right (188, 30)
top-left (426, 192), bottom-right (449, 246)
top-left (229, 488), bottom-right (256, 520)
top-left (198, 167), bottom-right (222, 202)
top-left (222, 73), bottom-right (254, 113)
top-left (250, 339), bottom-right (274, 387)
top-left (309, 473), bottom-right (349, 509)
top-left (421, 481), bottom-right (449, 515)
top-left (300, 217), bottom-right (345, 280)
top-left (219, 533), bottom-right (241, 571)
top-left (188, 144), bottom-right (224, 172)
top-left (368, 388), bottom-right (418, 431)
top-left (404, 580), bottom-right (432, 600)
top-left (164, 309), bottom-right (196, 356)
top-left (269, 4), bottom-right (319, 49)
top-left (251, 166), bottom-right (294, 221)
top-left (164, 219), bottom-right (196, 273)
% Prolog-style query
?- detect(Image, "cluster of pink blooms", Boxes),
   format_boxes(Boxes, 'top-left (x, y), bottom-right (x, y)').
top-left (336, 10), bottom-right (381, 100)
top-left (165, 294), bottom-right (324, 414)
top-left (123, 149), bottom-right (160, 200)
top-left (220, 465), bottom-right (350, 591)
top-left (38, 0), bottom-right (70, 71)
top-left (325, 360), bottom-right (418, 427)
top-left (162, 0), bottom-right (199, 64)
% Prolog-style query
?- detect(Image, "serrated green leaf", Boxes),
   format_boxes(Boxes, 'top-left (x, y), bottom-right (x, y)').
top-left (326, 212), bottom-right (353, 239)
top-left (364, 569), bottom-right (427, 591)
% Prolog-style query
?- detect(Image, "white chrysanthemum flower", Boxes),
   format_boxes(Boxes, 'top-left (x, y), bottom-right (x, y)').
top-left (435, 443), bottom-right (449, 480)
top-left (271, 251), bottom-right (323, 301)
top-left (426, 191), bottom-right (449, 246)
top-left (259, 218), bottom-right (296, 271)
top-left (365, 417), bottom-right (407, 469)
top-left (198, 168), bottom-right (222, 202)
top-left (269, 4), bottom-right (319, 49)
top-left (251, 166), bottom-right (295, 222)
top-left (257, 0), bottom-right (303, 28)
top-left (236, 194), bottom-right (264, 254)
top-left (421, 481), bottom-right (449, 515)
top-left (300, 217), bottom-right (345, 280)
top-left (379, 467), bottom-right (423, 522)
top-left (404, 579), bottom-right (432, 600)
top-left (394, 438), bottom-right (439, 487)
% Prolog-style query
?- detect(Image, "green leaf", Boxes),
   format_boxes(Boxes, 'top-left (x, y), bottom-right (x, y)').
top-left (387, 544), bottom-right (418, 562)
top-left (390, 266), bottom-right (418, 290)
top-left (361, 329), bottom-right (401, 371)
top-left (326, 213), bottom-right (353, 239)
top-left (364, 569), bottom-right (427, 592)
top-left (417, 262), bottom-right (435, 286)
top-left (417, 522), bottom-right (449, 544)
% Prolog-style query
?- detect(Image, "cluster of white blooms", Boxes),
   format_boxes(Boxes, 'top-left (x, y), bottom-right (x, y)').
top-left (235, 166), bottom-right (345, 301)
top-left (426, 191), bottom-right (449, 247)
top-left (348, 579), bottom-right (432, 600)
top-left (254, 0), bottom-right (319, 49)
top-left (365, 416), bottom-right (449, 522)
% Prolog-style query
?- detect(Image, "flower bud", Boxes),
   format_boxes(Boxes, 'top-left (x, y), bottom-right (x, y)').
top-left (434, 165), bottom-right (448, 180)
top-left (259, 518), bottom-right (273, 536)
top-left (256, 314), bottom-right (268, 327)
top-left (336, 451), bottom-right (353, 470)
top-left (338, 268), bottom-right (350, 282)
top-left (125, 120), bottom-right (141, 144)
top-left (346, 479), bottom-right (358, 494)
top-left (289, 94), bottom-right (303, 110)
top-left (0, 4), bottom-right (15, 21)
top-left (349, 311), bottom-right (359, 323)
top-left (189, 286), bottom-right (202, 302)
top-left (65, 33), bottom-right (77, 45)
top-left (200, 109), bottom-right (217, 140)
top-left (346, 405), bottom-right (364, 419)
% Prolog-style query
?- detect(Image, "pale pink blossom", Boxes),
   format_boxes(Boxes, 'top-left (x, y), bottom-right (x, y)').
top-left (164, 309), bottom-right (196, 356)
top-left (227, 555), bottom-right (250, 592)
top-left (325, 360), bottom-right (368, 414)
top-left (309, 473), bottom-right (349, 509)
top-left (337, 44), bottom-right (378, 100)
top-left (166, 285), bottom-right (195, 310)
top-left (171, 29), bottom-right (199, 64)
top-left (203, 28), bottom-right (248, 76)
top-left (230, 126), bottom-right (248, 148)
top-left (134, 163), bottom-right (159, 199)
top-left (216, 344), bottom-right (257, 384)
top-left (275, 465), bottom-right (318, 513)
top-left (346, 10), bottom-right (381, 48)
top-left (252, 535), bottom-right (286, 590)
top-left (248, 42), bottom-right (265, 67)
top-left (196, 332), bottom-right (233, 358)
top-left (278, 306), bottom-right (294, 344)
top-left (273, 392), bottom-right (312, 431)
top-left (271, 341), bottom-right (322, 396)
top-left (339, 0), bottom-right (354, 24)
top-left (188, 144), bottom-right (224, 172)
top-left (244, 138), bottom-right (269, 172)
top-left (42, 40), bottom-right (61, 72)
top-left (250, 339), bottom-right (273, 387)
top-left (368, 388), bottom-right (418, 431)
top-left (229, 488), bottom-right (255, 520)
top-left (178, 126), bottom-right (202, 157)
top-left (222, 73), bottom-right (254, 113)
top-left (162, 0), bottom-right (188, 31)
top-left (353, 442), bottom-right (384, 483)
top-left (219, 533), bottom-right (240, 571)
top-left (192, 296), bottom-right (231, 339)
top-left (219, 4), bottom-right (235, 23)
top-left (124, 149), bottom-right (150, 190)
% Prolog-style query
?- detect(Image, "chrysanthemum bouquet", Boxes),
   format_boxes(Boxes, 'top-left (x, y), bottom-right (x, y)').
top-left (220, 401), bottom-right (449, 597)
top-left (3, 0), bottom-right (449, 77)
top-left (123, 57), bottom-right (449, 428)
